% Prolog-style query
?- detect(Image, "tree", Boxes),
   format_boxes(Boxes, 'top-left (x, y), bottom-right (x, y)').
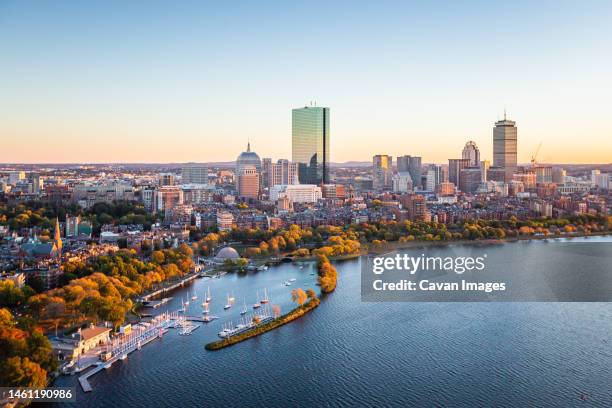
top-left (305, 289), bottom-right (316, 299)
top-left (0, 356), bottom-right (47, 388)
top-left (291, 288), bottom-right (308, 306)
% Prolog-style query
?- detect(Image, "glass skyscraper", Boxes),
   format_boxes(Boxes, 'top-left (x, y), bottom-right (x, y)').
top-left (292, 106), bottom-right (330, 185)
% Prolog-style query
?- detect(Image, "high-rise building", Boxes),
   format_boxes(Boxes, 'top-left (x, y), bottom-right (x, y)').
top-left (425, 165), bottom-right (443, 192)
top-left (261, 158), bottom-right (272, 188)
top-left (534, 165), bottom-right (553, 184)
top-left (182, 163), bottom-right (208, 185)
top-left (512, 173), bottom-right (536, 190)
top-left (459, 167), bottom-right (482, 194)
top-left (396, 156), bottom-right (422, 188)
top-left (397, 156), bottom-right (410, 173)
top-left (408, 157), bottom-right (422, 190)
top-left (479, 160), bottom-right (490, 182)
top-left (292, 106), bottom-right (330, 184)
top-left (373, 155), bottom-right (393, 191)
top-left (462, 141), bottom-right (481, 166)
top-left (65, 215), bottom-right (80, 237)
top-left (591, 170), bottom-right (601, 186)
top-left (238, 165), bottom-right (260, 199)
top-left (236, 142), bottom-right (261, 193)
top-left (493, 113), bottom-right (518, 182)
top-left (268, 159), bottom-right (298, 187)
top-left (552, 168), bottom-right (566, 184)
top-left (158, 173), bottom-right (175, 186)
top-left (400, 194), bottom-right (428, 221)
top-left (448, 158), bottom-right (470, 187)
top-left (153, 186), bottom-right (183, 213)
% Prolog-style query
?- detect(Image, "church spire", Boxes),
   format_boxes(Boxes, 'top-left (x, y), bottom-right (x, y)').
top-left (53, 217), bottom-right (62, 256)
top-left (247, 140), bottom-right (251, 152)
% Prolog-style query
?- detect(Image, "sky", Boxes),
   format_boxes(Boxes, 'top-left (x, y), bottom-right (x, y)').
top-left (1, 0), bottom-right (611, 164)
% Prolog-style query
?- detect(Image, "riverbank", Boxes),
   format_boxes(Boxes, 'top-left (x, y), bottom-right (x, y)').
top-left (366, 231), bottom-right (611, 255)
top-left (205, 297), bottom-right (321, 350)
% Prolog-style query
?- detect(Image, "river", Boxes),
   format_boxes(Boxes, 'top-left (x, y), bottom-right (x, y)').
top-left (52, 237), bottom-right (612, 407)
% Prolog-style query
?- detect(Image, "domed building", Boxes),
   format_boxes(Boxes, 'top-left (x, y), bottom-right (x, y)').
top-left (236, 142), bottom-right (261, 194)
top-left (215, 246), bottom-right (240, 262)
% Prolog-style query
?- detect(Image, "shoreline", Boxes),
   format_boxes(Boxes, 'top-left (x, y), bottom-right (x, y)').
top-left (281, 231), bottom-right (611, 262)
top-left (205, 297), bottom-right (321, 350)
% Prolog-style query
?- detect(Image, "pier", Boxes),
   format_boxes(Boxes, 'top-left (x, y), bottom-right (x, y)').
top-left (78, 312), bottom-right (177, 392)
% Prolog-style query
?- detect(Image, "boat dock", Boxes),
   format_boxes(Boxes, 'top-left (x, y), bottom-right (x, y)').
top-left (138, 272), bottom-right (202, 302)
top-left (218, 307), bottom-right (274, 338)
top-left (186, 315), bottom-right (219, 323)
top-left (142, 297), bottom-right (172, 309)
top-left (78, 312), bottom-right (176, 392)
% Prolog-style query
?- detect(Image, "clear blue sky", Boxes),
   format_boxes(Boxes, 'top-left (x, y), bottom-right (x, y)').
top-left (1, 0), bottom-right (611, 163)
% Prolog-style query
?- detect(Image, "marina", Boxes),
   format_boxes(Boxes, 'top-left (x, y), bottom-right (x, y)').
top-left (52, 241), bottom-right (612, 407)
top-left (78, 312), bottom-right (176, 392)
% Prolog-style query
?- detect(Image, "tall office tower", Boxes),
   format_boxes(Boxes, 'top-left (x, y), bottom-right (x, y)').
top-left (269, 159), bottom-right (298, 187)
top-left (373, 155), bottom-right (393, 191)
top-left (552, 168), bottom-right (566, 184)
top-left (396, 155), bottom-right (422, 188)
top-left (261, 158), bottom-right (272, 188)
top-left (493, 113), bottom-right (518, 182)
top-left (425, 164), bottom-right (443, 192)
top-left (181, 163), bottom-right (208, 185)
top-left (479, 160), bottom-right (490, 182)
top-left (236, 142), bottom-right (261, 193)
top-left (397, 155), bottom-right (411, 173)
top-left (459, 167), bottom-right (482, 194)
top-left (462, 141), bottom-right (481, 166)
top-left (238, 166), bottom-right (260, 199)
top-left (158, 173), bottom-right (175, 186)
top-left (292, 106), bottom-right (330, 184)
top-left (448, 158), bottom-right (470, 187)
top-left (408, 156), bottom-right (422, 189)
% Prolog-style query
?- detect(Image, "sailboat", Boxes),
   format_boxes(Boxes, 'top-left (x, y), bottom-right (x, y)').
top-left (191, 289), bottom-right (197, 301)
top-left (260, 288), bottom-right (269, 304)
top-left (253, 291), bottom-right (261, 309)
top-left (223, 293), bottom-right (232, 310)
top-left (178, 299), bottom-right (186, 313)
top-left (184, 296), bottom-right (190, 307)
top-left (203, 302), bottom-right (209, 315)
top-left (240, 298), bottom-right (248, 315)
top-left (229, 291), bottom-right (235, 303)
top-left (206, 287), bottom-right (212, 302)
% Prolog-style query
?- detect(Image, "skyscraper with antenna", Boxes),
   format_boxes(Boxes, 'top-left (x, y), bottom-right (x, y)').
top-left (493, 111), bottom-right (518, 182)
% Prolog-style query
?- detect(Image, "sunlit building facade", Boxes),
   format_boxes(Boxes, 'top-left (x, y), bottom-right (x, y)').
top-left (292, 106), bottom-right (330, 184)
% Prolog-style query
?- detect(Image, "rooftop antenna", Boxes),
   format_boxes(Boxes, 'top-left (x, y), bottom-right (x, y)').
top-left (504, 107), bottom-right (507, 121)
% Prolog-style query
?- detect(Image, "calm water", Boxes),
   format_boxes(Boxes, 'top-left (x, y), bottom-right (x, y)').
top-left (53, 237), bottom-right (612, 407)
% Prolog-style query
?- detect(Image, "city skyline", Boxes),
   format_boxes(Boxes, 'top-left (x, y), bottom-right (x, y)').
top-left (1, 2), bottom-right (611, 164)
